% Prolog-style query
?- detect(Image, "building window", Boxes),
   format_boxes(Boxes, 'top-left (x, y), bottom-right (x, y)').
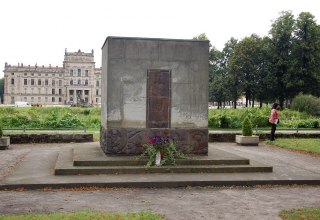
top-left (78, 79), bottom-right (81, 85)
top-left (78, 69), bottom-right (81, 76)
top-left (38, 79), bottom-right (41, 85)
top-left (31, 88), bottom-right (34, 94)
top-left (45, 97), bottom-right (48, 102)
top-left (45, 73), bottom-right (48, 76)
top-left (70, 80), bottom-right (73, 85)
top-left (38, 88), bottom-right (41, 94)
top-left (70, 69), bottom-right (73, 76)
top-left (69, 90), bottom-right (74, 95)
top-left (24, 88), bottom-right (27, 94)
top-left (96, 98), bottom-right (98, 103)
top-left (96, 89), bottom-right (99, 95)
top-left (52, 80), bottom-right (55, 86)
top-left (38, 73), bottom-right (41, 76)
top-left (85, 90), bottom-right (89, 95)
top-left (59, 97), bottom-right (62, 102)
top-left (45, 79), bottom-right (48, 85)
top-left (52, 89), bottom-right (55, 94)
top-left (11, 79), bottom-right (14, 85)
top-left (85, 70), bottom-right (89, 77)
top-left (31, 79), bottom-right (34, 85)
top-left (85, 79), bottom-right (88, 85)
top-left (24, 79), bottom-right (28, 85)
top-left (96, 80), bottom-right (99, 86)
top-left (31, 97), bottom-right (34, 102)
top-left (11, 96), bottom-right (14, 104)
top-left (24, 97), bottom-right (27, 101)
top-left (24, 73), bottom-right (27, 76)
top-left (52, 97), bottom-right (55, 102)
top-left (59, 80), bottom-right (62, 86)
top-left (70, 97), bottom-right (73, 102)
top-left (85, 97), bottom-right (88, 102)
top-left (31, 73), bottom-right (34, 76)
top-left (59, 89), bottom-right (62, 95)
top-left (38, 97), bottom-right (41, 102)
top-left (45, 88), bottom-right (48, 95)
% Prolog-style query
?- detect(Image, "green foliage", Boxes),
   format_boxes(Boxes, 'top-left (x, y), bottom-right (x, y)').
top-left (291, 94), bottom-right (320, 116)
top-left (269, 138), bottom-right (320, 156)
top-left (0, 107), bottom-right (101, 129)
top-left (0, 210), bottom-right (164, 220)
top-left (208, 107), bottom-right (320, 129)
top-left (0, 126), bottom-right (3, 137)
top-left (279, 207), bottom-right (320, 220)
top-left (141, 138), bottom-right (187, 167)
top-left (242, 116), bottom-right (253, 136)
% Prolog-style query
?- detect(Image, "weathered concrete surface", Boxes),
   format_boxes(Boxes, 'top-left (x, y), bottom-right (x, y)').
top-left (101, 37), bottom-right (209, 129)
top-left (101, 37), bottom-right (209, 155)
top-left (1, 142), bottom-right (320, 190)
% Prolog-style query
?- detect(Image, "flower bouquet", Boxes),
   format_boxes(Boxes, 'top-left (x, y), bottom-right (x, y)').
top-left (141, 136), bottom-right (187, 167)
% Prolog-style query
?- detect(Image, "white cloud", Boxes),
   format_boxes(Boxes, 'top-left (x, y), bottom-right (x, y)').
top-left (1, 0), bottom-right (319, 77)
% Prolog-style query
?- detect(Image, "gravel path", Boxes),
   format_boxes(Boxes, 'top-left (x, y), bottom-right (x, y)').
top-left (0, 186), bottom-right (320, 220)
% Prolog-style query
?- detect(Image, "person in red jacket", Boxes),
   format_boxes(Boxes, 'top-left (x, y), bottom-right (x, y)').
top-left (269, 103), bottom-right (279, 141)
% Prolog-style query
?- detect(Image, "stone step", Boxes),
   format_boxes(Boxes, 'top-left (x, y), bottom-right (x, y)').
top-left (72, 145), bottom-right (250, 166)
top-left (74, 158), bottom-right (250, 166)
top-left (54, 145), bottom-right (273, 175)
top-left (55, 164), bottom-right (273, 175)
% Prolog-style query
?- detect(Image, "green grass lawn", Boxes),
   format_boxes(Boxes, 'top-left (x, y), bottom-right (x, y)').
top-left (0, 210), bottom-right (163, 220)
top-left (279, 208), bottom-right (320, 220)
top-left (266, 138), bottom-right (320, 155)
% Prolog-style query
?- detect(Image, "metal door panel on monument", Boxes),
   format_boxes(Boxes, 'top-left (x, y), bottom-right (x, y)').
top-left (147, 69), bottom-right (171, 128)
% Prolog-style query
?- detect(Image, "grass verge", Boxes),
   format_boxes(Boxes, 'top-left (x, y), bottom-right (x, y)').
top-left (265, 138), bottom-right (320, 156)
top-left (279, 208), bottom-right (320, 220)
top-left (0, 210), bottom-right (163, 220)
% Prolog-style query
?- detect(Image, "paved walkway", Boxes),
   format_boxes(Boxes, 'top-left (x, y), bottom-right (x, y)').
top-left (1, 142), bottom-right (320, 188)
top-left (0, 142), bottom-right (320, 219)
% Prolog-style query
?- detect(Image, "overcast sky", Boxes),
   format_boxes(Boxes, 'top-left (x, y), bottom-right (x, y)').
top-left (1, 0), bottom-right (319, 78)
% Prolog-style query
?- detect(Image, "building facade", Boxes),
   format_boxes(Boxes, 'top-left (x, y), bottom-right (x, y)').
top-left (3, 49), bottom-right (101, 106)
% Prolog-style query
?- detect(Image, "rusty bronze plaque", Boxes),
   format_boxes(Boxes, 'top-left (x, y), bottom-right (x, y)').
top-left (147, 69), bottom-right (171, 128)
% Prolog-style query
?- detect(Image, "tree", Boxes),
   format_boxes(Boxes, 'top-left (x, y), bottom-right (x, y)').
top-left (209, 38), bottom-right (238, 109)
top-left (208, 47), bottom-right (227, 108)
top-left (269, 11), bottom-right (295, 108)
top-left (291, 12), bottom-right (320, 97)
top-left (254, 36), bottom-right (276, 107)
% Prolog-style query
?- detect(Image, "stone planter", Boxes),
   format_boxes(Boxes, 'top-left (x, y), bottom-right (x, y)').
top-left (235, 135), bottom-right (259, 146)
top-left (0, 136), bottom-right (10, 150)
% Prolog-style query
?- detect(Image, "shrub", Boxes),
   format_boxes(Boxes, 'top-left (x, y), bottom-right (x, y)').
top-left (242, 116), bottom-right (253, 136)
top-left (291, 94), bottom-right (320, 116)
top-left (219, 115), bottom-right (230, 128)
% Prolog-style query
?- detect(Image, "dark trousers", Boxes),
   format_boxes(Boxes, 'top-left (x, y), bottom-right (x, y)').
top-left (270, 123), bottom-right (276, 141)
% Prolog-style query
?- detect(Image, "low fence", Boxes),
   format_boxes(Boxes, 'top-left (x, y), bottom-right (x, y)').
top-left (7, 133), bottom-right (93, 144)
top-left (209, 131), bottom-right (320, 142)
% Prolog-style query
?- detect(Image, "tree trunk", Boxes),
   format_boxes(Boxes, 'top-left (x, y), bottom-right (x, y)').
top-left (259, 98), bottom-right (263, 108)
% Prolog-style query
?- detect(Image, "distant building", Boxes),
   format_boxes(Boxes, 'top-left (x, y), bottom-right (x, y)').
top-left (3, 49), bottom-right (101, 106)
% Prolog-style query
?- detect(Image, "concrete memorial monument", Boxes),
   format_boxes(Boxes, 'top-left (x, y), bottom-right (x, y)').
top-left (100, 37), bottom-right (209, 155)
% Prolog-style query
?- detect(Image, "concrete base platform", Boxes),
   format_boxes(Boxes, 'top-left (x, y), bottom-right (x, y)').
top-left (1, 142), bottom-right (320, 190)
top-left (54, 145), bottom-right (272, 175)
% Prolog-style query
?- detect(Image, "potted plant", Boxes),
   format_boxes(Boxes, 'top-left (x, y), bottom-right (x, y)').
top-left (235, 116), bottom-right (259, 146)
top-left (0, 126), bottom-right (10, 150)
